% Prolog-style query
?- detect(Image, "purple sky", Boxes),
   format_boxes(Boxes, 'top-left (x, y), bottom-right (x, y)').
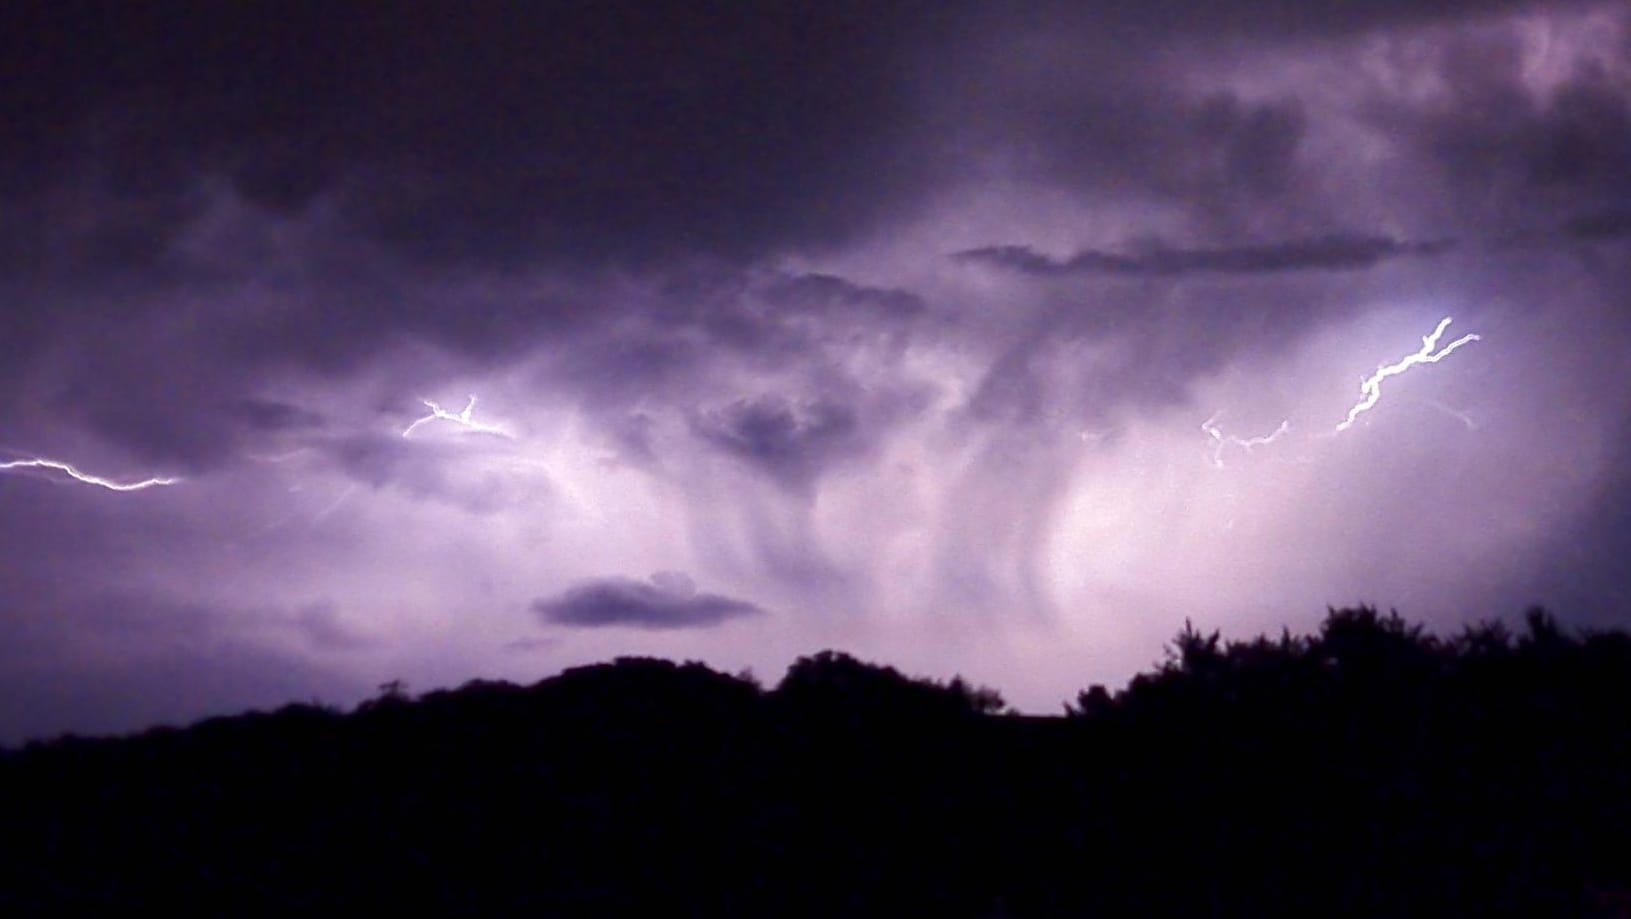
top-left (3, 1), bottom-right (1629, 742)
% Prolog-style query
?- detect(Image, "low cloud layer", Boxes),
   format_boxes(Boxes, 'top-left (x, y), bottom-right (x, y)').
top-left (533, 574), bottom-right (766, 631)
top-left (956, 235), bottom-right (1456, 277)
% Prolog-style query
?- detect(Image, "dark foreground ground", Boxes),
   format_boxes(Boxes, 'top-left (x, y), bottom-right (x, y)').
top-left (2, 607), bottom-right (1629, 915)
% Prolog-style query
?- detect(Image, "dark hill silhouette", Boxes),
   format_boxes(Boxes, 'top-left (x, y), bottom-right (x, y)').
top-left (2, 607), bottom-right (1629, 915)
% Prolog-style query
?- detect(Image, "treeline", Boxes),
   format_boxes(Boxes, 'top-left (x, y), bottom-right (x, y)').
top-left (1, 607), bottom-right (1629, 915)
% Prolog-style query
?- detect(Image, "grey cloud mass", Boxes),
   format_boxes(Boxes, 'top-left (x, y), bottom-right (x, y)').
top-left (955, 235), bottom-right (1457, 278)
top-left (0, 1), bottom-right (955, 273)
top-left (533, 574), bottom-right (766, 630)
top-left (1561, 209), bottom-right (1631, 240)
top-left (692, 396), bottom-right (866, 492)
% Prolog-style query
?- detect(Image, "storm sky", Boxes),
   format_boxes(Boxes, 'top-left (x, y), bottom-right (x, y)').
top-left (3, 0), bottom-right (1629, 741)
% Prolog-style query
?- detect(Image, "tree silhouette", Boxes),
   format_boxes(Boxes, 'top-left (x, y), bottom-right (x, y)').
top-left (1, 606), bottom-right (1629, 915)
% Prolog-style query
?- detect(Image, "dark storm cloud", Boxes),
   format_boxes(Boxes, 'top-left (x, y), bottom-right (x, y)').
top-left (0, 0), bottom-right (955, 273)
top-left (43, 343), bottom-right (346, 473)
top-left (953, 2), bottom-right (1617, 243)
top-left (939, 16), bottom-right (1317, 229)
top-left (691, 396), bottom-right (865, 491)
top-left (0, 0), bottom-right (1606, 284)
top-left (977, 0), bottom-right (1597, 40)
top-left (52, 395), bottom-right (323, 475)
top-left (1561, 210), bottom-right (1631, 240)
top-left (0, 1), bottom-right (964, 470)
top-left (0, 0), bottom-right (1614, 482)
top-left (689, 271), bottom-right (932, 374)
top-left (532, 573), bottom-right (765, 630)
top-left (956, 234), bottom-right (1456, 278)
top-left (521, 268), bottom-right (934, 473)
top-left (229, 399), bottom-right (327, 433)
top-left (1374, 44), bottom-right (1631, 221)
top-left (1036, 91), bottom-right (1311, 214)
top-left (8, 0), bottom-right (1567, 294)
top-left (758, 273), bottom-right (927, 321)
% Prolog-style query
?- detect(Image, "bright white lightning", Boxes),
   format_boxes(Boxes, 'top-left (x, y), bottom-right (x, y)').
top-left (1335, 317), bottom-right (1480, 433)
top-left (1201, 413), bottom-right (1291, 468)
top-left (0, 457), bottom-right (181, 492)
top-left (401, 395), bottom-right (512, 439)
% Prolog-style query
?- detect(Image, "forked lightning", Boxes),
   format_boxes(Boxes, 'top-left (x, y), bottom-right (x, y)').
top-left (1335, 317), bottom-right (1480, 433)
top-left (1202, 413), bottom-right (1291, 468)
top-left (402, 395), bottom-right (512, 438)
top-left (1197, 316), bottom-right (1481, 465)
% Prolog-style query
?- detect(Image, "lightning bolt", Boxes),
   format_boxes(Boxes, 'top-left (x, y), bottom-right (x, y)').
top-left (0, 457), bottom-right (181, 491)
top-left (1335, 317), bottom-right (1480, 433)
top-left (1201, 413), bottom-right (1290, 468)
top-left (402, 395), bottom-right (512, 439)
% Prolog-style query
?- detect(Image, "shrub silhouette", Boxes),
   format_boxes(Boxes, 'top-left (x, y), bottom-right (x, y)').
top-left (1, 606), bottom-right (1628, 915)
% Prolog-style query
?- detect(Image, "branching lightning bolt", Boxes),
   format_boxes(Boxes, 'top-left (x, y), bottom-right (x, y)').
top-left (402, 395), bottom-right (512, 439)
top-left (1335, 317), bottom-right (1480, 433)
top-left (0, 457), bottom-right (181, 491)
top-left (1201, 413), bottom-right (1291, 468)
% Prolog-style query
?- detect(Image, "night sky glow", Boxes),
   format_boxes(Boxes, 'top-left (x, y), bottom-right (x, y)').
top-left (2, 1), bottom-right (1629, 742)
